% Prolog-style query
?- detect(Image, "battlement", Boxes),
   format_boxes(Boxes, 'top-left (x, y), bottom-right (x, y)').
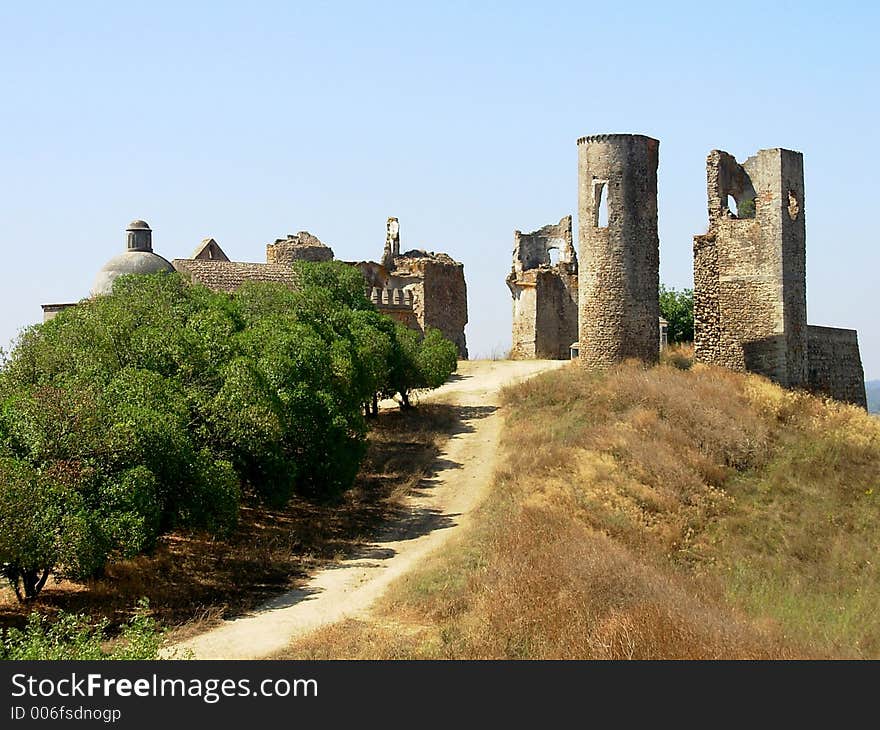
top-left (368, 286), bottom-right (414, 309)
top-left (576, 133), bottom-right (659, 146)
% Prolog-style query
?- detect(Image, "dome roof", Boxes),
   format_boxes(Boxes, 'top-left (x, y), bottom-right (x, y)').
top-left (91, 251), bottom-right (175, 296)
top-left (126, 219), bottom-right (151, 231)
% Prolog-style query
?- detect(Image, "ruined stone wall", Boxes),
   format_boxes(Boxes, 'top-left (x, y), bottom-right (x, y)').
top-left (509, 276), bottom-right (538, 358)
top-left (577, 134), bottom-right (660, 367)
top-left (508, 269), bottom-right (578, 359)
top-left (806, 326), bottom-right (868, 408)
top-left (266, 231), bottom-right (334, 264)
top-left (693, 149), bottom-right (807, 387)
top-left (507, 216), bottom-right (578, 360)
top-left (407, 258), bottom-right (468, 359)
top-left (354, 246), bottom-right (469, 359)
top-left (534, 269), bottom-right (578, 359)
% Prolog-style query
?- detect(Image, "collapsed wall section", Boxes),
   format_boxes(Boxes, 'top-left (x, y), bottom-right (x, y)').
top-left (507, 216), bottom-right (578, 359)
top-left (266, 231), bottom-right (334, 264)
top-left (806, 326), bottom-right (868, 408)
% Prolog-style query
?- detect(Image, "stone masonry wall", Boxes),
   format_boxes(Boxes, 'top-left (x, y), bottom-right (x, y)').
top-left (266, 231), bottom-right (334, 264)
top-left (806, 326), bottom-right (868, 408)
top-left (355, 239), bottom-right (469, 359)
top-left (507, 216), bottom-right (578, 360)
top-left (534, 269), bottom-right (579, 359)
top-left (577, 134), bottom-right (660, 367)
top-left (693, 149), bottom-right (807, 388)
top-left (409, 258), bottom-right (468, 359)
top-left (509, 276), bottom-right (538, 358)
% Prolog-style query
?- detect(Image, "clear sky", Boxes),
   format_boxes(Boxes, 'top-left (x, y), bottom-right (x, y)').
top-left (1, 1), bottom-right (877, 377)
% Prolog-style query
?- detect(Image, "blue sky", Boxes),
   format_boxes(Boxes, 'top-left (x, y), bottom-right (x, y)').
top-left (1, 1), bottom-right (877, 377)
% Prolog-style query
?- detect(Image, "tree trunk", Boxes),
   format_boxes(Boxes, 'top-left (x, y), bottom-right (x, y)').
top-left (9, 566), bottom-right (51, 602)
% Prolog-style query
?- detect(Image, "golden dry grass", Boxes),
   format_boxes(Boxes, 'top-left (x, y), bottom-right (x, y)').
top-left (280, 360), bottom-right (880, 659)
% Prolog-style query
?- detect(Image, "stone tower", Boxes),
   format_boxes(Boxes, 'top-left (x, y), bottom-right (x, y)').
top-left (693, 148), bottom-right (807, 387)
top-left (577, 133), bottom-right (660, 367)
top-left (383, 217), bottom-right (400, 270)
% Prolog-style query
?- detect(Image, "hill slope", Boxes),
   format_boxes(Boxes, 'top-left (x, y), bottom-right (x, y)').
top-left (281, 356), bottom-right (880, 659)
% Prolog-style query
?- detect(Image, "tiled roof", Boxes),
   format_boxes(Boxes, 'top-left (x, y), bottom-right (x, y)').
top-left (172, 259), bottom-right (300, 293)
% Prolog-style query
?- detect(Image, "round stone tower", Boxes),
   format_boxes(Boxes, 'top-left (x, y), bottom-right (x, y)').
top-left (577, 133), bottom-right (660, 367)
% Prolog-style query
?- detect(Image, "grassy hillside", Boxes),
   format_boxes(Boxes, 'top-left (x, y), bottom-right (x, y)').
top-left (867, 380), bottom-right (880, 413)
top-left (280, 352), bottom-right (880, 659)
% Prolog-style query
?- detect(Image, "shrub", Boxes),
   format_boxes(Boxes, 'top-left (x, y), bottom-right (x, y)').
top-left (0, 599), bottom-right (163, 660)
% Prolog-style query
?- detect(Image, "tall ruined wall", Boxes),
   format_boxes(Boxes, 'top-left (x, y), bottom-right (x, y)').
top-left (507, 216), bottom-right (578, 360)
top-left (267, 231), bottom-right (334, 264)
top-left (693, 149), bottom-right (807, 387)
top-left (410, 258), bottom-right (468, 359)
top-left (534, 269), bottom-right (578, 359)
top-left (577, 134), bottom-right (660, 367)
top-left (355, 238), bottom-right (469, 359)
top-left (509, 276), bottom-right (538, 358)
top-left (806, 326), bottom-right (867, 408)
top-left (508, 269), bottom-right (578, 359)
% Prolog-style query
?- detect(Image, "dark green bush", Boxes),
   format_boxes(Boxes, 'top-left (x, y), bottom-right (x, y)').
top-left (0, 263), bottom-right (459, 599)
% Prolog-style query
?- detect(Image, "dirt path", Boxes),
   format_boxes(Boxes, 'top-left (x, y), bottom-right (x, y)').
top-left (171, 359), bottom-right (565, 660)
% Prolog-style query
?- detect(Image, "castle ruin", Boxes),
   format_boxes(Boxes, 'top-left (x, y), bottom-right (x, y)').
top-left (693, 148), bottom-right (866, 407)
top-left (44, 218), bottom-right (469, 359)
top-left (355, 217), bottom-right (468, 358)
top-left (506, 216), bottom-right (578, 359)
top-left (507, 134), bottom-right (866, 408)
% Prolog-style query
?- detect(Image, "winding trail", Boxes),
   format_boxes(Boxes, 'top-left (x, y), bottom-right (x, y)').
top-left (172, 359), bottom-right (564, 660)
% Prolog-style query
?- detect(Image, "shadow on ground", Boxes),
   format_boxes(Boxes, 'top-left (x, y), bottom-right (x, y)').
top-left (0, 401), bottom-right (495, 638)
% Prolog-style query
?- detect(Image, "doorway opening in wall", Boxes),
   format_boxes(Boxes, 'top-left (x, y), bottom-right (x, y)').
top-left (593, 180), bottom-right (609, 227)
top-left (548, 248), bottom-right (560, 266)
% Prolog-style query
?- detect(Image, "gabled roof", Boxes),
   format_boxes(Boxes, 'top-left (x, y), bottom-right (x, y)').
top-left (172, 259), bottom-right (300, 293)
top-left (190, 238), bottom-right (230, 261)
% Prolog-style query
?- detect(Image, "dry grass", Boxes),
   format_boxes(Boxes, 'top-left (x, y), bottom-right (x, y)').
top-left (0, 404), bottom-right (460, 639)
top-left (281, 360), bottom-right (880, 659)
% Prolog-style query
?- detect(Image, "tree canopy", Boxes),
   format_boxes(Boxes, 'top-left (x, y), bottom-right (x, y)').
top-left (659, 285), bottom-right (694, 344)
top-left (0, 263), bottom-right (458, 600)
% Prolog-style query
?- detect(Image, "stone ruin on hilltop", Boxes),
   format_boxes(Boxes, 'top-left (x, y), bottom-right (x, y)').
top-left (508, 133), bottom-right (867, 409)
top-left (42, 218), bottom-right (468, 359)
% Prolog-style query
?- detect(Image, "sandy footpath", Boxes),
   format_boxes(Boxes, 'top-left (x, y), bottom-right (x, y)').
top-left (170, 359), bottom-right (565, 660)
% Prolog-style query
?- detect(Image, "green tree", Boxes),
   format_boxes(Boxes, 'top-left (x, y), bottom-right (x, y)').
top-left (0, 264), bottom-right (459, 600)
top-left (389, 325), bottom-right (458, 409)
top-left (659, 285), bottom-right (694, 344)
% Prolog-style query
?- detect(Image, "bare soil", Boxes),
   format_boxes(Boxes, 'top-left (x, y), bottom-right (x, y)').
top-left (171, 359), bottom-right (563, 659)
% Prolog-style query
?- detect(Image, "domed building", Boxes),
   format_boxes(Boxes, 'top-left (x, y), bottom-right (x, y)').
top-left (90, 220), bottom-right (175, 296)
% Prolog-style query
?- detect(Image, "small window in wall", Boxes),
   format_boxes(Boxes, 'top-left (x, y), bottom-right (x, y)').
top-left (788, 190), bottom-right (800, 220)
top-left (727, 194), bottom-right (756, 219)
top-left (593, 180), bottom-right (609, 228)
top-left (548, 248), bottom-right (560, 266)
top-left (727, 195), bottom-right (739, 217)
